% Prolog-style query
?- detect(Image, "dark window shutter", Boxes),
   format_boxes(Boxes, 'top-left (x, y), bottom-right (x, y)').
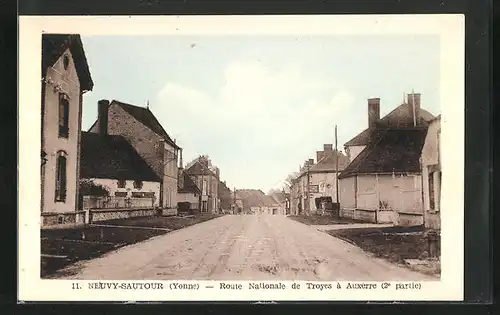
top-left (55, 155), bottom-right (67, 202)
top-left (60, 156), bottom-right (67, 200)
top-left (58, 94), bottom-right (69, 138)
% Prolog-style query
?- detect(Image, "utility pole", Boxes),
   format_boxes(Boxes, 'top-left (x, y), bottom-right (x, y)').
top-left (411, 89), bottom-right (417, 127)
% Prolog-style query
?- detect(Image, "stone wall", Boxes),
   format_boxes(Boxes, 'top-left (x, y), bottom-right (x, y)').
top-left (398, 212), bottom-right (424, 226)
top-left (41, 211), bottom-right (85, 228)
top-left (162, 207), bottom-right (178, 216)
top-left (353, 209), bottom-right (377, 222)
top-left (90, 208), bottom-right (157, 222)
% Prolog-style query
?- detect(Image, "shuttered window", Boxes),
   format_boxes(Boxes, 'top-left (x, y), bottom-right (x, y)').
top-left (55, 152), bottom-right (67, 202)
top-left (428, 171), bottom-right (435, 210)
top-left (58, 93), bottom-right (69, 138)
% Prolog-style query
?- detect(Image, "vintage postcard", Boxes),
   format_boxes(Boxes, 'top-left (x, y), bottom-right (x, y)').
top-left (18, 14), bottom-right (464, 302)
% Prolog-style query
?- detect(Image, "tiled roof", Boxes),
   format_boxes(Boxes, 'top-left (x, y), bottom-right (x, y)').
top-left (111, 100), bottom-right (180, 149)
top-left (178, 171), bottom-right (201, 194)
top-left (296, 150), bottom-right (349, 180)
top-left (42, 34), bottom-right (94, 91)
top-left (271, 192), bottom-right (287, 204)
top-left (80, 132), bottom-right (160, 182)
top-left (185, 160), bottom-right (217, 176)
top-left (339, 128), bottom-right (428, 179)
top-left (308, 150), bottom-right (350, 172)
top-left (344, 103), bottom-right (435, 147)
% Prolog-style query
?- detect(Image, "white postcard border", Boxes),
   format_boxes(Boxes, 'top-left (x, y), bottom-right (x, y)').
top-left (18, 14), bottom-right (465, 302)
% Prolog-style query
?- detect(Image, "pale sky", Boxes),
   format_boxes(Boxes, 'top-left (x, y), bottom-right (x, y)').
top-left (80, 35), bottom-right (440, 192)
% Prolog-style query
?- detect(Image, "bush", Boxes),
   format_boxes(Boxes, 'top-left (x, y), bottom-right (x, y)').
top-left (79, 179), bottom-right (110, 197)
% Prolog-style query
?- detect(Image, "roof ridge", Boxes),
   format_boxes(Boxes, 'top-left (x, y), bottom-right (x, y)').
top-left (112, 99), bottom-right (147, 109)
top-left (342, 131), bottom-right (386, 176)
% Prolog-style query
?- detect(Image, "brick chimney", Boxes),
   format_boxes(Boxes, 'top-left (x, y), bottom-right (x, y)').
top-left (368, 98), bottom-right (380, 127)
top-left (407, 92), bottom-right (421, 125)
top-left (308, 158), bottom-right (314, 166)
top-left (324, 144), bottom-right (333, 152)
top-left (316, 151), bottom-right (325, 163)
top-left (178, 168), bottom-right (184, 188)
top-left (98, 99), bottom-right (110, 135)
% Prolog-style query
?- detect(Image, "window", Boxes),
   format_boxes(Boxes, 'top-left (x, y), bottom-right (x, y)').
top-left (428, 171), bottom-right (435, 210)
top-left (202, 180), bottom-right (208, 196)
top-left (58, 93), bottom-right (69, 138)
top-left (133, 180), bottom-right (143, 189)
top-left (143, 192), bottom-right (155, 198)
top-left (115, 191), bottom-right (127, 197)
top-left (55, 152), bottom-right (67, 202)
top-left (117, 179), bottom-right (126, 188)
top-left (63, 55), bottom-right (70, 70)
top-left (132, 192), bottom-right (146, 198)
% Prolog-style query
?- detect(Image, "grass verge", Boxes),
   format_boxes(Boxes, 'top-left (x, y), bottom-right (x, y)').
top-left (327, 225), bottom-right (441, 277)
top-left (41, 213), bottom-right (222, 278)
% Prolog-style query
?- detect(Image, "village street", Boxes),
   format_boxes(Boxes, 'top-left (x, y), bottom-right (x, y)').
top-left (61, 215), bottom-right (434, 281)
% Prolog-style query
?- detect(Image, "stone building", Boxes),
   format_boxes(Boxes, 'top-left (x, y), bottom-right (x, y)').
top-left (185, 156), bottom-right (220, 213)
top-left (88, 99), bottom-right (180, 214)
top-left (177, 150), bottom-right (202, 211)
top-left (290, 144), bottom-right (349, 216)
top-left (40, 34), bottom-right (94, 227)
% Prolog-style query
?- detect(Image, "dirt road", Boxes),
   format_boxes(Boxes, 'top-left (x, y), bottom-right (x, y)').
top-left (61, 215), bottom-right (435, 281)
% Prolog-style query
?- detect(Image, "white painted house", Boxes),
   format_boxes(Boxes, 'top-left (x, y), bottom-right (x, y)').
top-left (339, 93), bottom-right (434, 226)
top-left (40, 34), bottom-right (94, 227)
top-left (290, 144), bottom-right (349, 215)
top-left (79, 131), bottom-right (161, 209)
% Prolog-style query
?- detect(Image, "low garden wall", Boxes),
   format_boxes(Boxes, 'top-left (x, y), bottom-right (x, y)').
top-left (398, 212), bottom-right (424, 226)
top-left (41, 211), bottom-right (85, 228)
top-left (340, 208), bottom-right (423, 226)
top-left (90, 208), bottom-right (157, 223)
top-left (161, 207), bottom-right (178, 216)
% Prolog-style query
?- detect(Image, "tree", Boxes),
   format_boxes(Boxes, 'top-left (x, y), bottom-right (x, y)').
top-left (282, 172), bottom-right (299, 193)
top-left (79, 179), bottom-right (110, 197)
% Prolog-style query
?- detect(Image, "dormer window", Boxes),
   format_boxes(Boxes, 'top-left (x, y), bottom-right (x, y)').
top-left (58, 93), bottom-right (69, 138)
top-left (117, 179), bottom-right (126, 188)
top-left (133, 180), bottom-right (143, 189)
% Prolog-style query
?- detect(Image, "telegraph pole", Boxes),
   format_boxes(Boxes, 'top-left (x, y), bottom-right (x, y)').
top-left (411, 89), bottom-right (417, 127)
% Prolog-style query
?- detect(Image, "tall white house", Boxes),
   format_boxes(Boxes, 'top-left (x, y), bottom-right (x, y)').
top-left (41, 34), bottom-right (94, 227)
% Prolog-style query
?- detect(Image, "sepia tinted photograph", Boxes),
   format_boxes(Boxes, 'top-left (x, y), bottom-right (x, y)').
top-left (37, 31), bottom-right (444, 282)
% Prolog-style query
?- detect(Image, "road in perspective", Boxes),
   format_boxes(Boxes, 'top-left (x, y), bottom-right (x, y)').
top-left (61, 215), bottom-right (435, 281)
